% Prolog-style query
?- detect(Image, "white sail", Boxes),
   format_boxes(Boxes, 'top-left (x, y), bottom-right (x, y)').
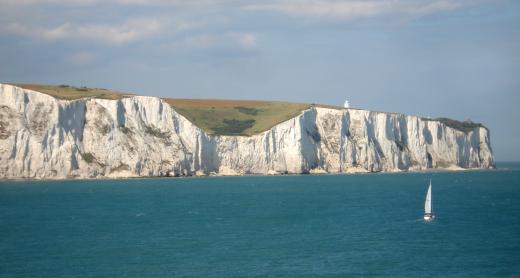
top-left (424, 181), bottom-right (432, 214)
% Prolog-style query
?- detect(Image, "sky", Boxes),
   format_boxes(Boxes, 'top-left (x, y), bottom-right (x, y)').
top-left (0, 0), bottom-right (519, 161)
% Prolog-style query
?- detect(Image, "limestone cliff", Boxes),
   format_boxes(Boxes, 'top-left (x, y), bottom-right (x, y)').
top-left (0, 84), bottom-right (494, 179)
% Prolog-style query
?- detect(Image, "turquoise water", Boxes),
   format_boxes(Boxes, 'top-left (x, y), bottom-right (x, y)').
top-left (1, 163), bottom-right (519, 277)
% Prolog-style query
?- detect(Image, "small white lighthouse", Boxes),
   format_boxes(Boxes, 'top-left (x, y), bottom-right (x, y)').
top-left (344, 99), bottom-right (350, 108)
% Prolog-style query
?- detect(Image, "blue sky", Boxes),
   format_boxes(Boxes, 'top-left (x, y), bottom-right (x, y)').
top-left (0, 0), bottom-right (519, 160)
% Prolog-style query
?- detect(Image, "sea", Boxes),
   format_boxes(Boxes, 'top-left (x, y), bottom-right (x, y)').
top-left (1, 163), bottom-right (519, 277)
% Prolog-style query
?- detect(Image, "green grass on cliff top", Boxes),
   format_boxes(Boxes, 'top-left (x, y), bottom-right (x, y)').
top-left (13, 83), bottom-right (135, 100)
top-left (11, 83), bottom-right (484, 135)
top-left (163, 98), bottom-right (309, 136)
top-left (12, 83), bottom-right (310, 136)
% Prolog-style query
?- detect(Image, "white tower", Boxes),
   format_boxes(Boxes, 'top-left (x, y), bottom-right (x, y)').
top-left (344, 99), bottom-right (350, 108)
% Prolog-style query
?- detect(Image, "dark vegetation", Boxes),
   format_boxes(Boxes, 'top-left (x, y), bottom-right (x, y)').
top-left (427, 117), bottom-right (484, 133)
top-left (145, 126), bottom-right (171, 139)
top-left (80, 152), bottom-right (95, 163)
top-left (119, 126), bottom-right (132, 134)
top-left (213, 119), bottom-right (256, 135)
top-left (110, 163), bottom-right (130, 173)
top-left (80, 152), bottom-right (106, 167)
top-left (234, 106), bottom-right (261, 116)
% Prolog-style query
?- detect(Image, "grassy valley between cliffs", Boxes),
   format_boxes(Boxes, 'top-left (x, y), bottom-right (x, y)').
top-left (12, 84), bottom-right (309, 136)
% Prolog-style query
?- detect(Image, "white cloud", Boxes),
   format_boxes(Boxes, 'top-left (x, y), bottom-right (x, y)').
top-left (244, 0), bottom-right (473, 20)
top-left (170, 32), bottom-right (258, 51)
top-left (0, 0), bottom-right (482, 22)
top-left (0, 0), bottom-right (485, 47)
top-left (233, 33), bottom-right (257, 49)
top-left (0, 18), bottom-right (192, 45)
top-left (0, 0), bottom-right (235, 6)
top-left (0, 0), bottom-right (98, 6)
top-left (114, 0), bottom-right (231, 5)
top-left (66, 51), bottom-right (97, 65)
top-left (44, 18), bottom-right (162, 44)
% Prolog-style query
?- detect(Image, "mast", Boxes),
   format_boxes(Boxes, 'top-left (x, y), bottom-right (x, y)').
top-left (425, 180), bottom-right (432, 215)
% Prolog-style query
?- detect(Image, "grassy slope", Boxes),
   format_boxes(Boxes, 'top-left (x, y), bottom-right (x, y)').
top-left (13, 83), bottom-right (134, 100)
top-left (12, 84), bottom-right (309, 136)
top-left (164, 99), bottom-right (309, 135)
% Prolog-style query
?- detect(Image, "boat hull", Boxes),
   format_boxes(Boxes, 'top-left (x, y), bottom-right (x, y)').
top-left (423, 214), bottom-right (434, 221)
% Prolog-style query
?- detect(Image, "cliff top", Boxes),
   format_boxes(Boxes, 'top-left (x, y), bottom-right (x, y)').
top-left (10, 83), bottom-right (309, 136)
top-left (423, 117), bottom-right (486, 133)
top-left (12, 83), bottom-right (135, 100)
top-left (8, 83), bottom-right (485, 136)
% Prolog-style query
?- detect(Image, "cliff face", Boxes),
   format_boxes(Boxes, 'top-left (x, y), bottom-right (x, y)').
top-left (0, 84), bottom-right (494, 179)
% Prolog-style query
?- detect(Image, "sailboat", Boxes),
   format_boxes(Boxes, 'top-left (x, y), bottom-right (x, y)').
top-left (424, 180), bottom-right (434, 221)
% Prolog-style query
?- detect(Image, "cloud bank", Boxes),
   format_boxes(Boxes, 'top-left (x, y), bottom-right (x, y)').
top-left (244, 0), bottom-right (472, 20)
top-left (0, 18), bottom-right (193, 45)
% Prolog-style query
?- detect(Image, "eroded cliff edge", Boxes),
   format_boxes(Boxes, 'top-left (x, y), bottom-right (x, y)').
top-left (0, 84), bottom-right (494, 179)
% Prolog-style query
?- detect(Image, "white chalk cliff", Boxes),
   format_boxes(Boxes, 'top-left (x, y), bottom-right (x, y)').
top-left (0, 84), bottom-right (494, 179)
